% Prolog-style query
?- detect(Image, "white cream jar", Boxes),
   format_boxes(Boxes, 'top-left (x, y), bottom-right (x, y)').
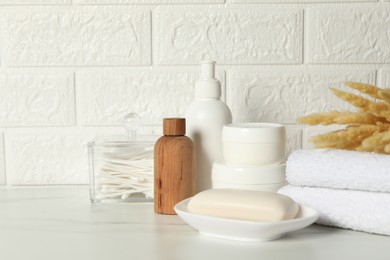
top-left (211, 162), bottom-right (286, 192)
top-left (222, 123), bottom-right (285, 165)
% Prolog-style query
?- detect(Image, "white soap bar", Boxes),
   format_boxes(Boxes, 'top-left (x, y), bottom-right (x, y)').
top-left (187, 189), bottom-right (299, 222)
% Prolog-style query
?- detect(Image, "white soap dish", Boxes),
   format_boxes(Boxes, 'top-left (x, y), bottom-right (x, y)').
top-left (174, 198), bottom-right (319, 242)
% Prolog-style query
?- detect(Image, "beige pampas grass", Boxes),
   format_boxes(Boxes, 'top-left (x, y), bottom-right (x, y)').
top-left (298, 82), bottom-right (390, 154)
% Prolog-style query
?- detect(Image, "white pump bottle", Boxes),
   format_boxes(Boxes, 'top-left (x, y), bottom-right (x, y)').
top-left (186, 61), bottom-right (232, 193)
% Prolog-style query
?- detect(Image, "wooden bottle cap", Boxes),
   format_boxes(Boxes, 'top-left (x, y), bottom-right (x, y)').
top-left (163, 118), bottom-right (186, 136)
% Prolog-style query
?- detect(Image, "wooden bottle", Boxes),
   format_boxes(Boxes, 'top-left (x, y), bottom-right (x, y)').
top-left (154, 118), bottom-right (195, 215)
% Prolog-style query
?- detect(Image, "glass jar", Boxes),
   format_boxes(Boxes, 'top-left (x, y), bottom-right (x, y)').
top-left (88, 136), bottom-right (155, 203)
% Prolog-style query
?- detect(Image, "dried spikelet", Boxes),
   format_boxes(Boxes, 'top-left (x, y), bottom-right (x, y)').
top-left (356, 145), bottom-right (386, 154)
top-left (333, 112), bottom-right (386, 125)
top-left (384, 144), bottom-right (390, 154)
top-left (378, 89), bottom-right (390, 104)
top-left (344, 81), bottom-right (381, 99)
top-left (297, 111), bottom-right (342, 125)
top-left (310, 129), bottom-right (346, 145)
top-left (298, 111), bottom-right (387, 125)
top-left (374, 121), bottom-right (390, 129)
top-left (361, 131), bottom-right (390, 148)
top-left (379, 111), bottom-right (390, 121)
top-left (315, 142), bottom-right (359, 150)
top-left (299, 82), bottom-right (390, 154)
top-left (310, 125), bottom-right (382, 149)
top-left (374, 146), bottom-right (386, 154)
top-left (330, 88), bottom-right (390, 117)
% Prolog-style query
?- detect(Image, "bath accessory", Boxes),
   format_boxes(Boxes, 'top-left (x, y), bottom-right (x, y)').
top-left (222, 123), bottom-right (285, 165)
top-left (88, 113), bottom-right (155, 203)
top-left (154, 118), bottom-right (195, 215)
top-left (175, 198), bottom-right (318, 242)
top-left (186, 60), bottom-right (232, 192)
top-left (187, 189), bottom-right (298, 222)
top-left (279, 185), bottom-right (390, 236)
top-left (286, 149), bottom-right (390, 192)
top-left (211, 162), bottom-right (286, 192)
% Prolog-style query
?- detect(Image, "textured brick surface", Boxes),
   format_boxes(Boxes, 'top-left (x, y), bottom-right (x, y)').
top-left (77, 69), bottom-right (225, 125)
top-left (0, 132), bottom-right (5, 185)
top-left (76, 0), bottom-right (224, 3)
top-left (232, 0), bottom-right (375, 2)
top-left (227, 69), bottom-right (375, 123)
top-left (5, 128), bottom-right (124, 185)
top-left (308, 6), bottom-right (390, 64)
top-left (4, 7), bottom-right (151, 66)
top-left (0, 0), bottom-right (70, 4)
top-left (379, 68), bottom-right (390, 89)
top-left (0, 2), bottom-right (388, 186)
top-left (156, 8), bottom-right (303, 64)
top-left (0, 71), bottom-right (74, 126)
top-left (285, 125), bottom-right (302, 157)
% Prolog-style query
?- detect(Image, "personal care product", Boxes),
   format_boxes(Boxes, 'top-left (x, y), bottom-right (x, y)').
top-left (211, 122), bottom-right (286, 192)
top-left (212, 162), bottom-right (286, 192)
top-left (187, 189), bottom-right (299, 222)
top-left (222, 123), bottom-right (285, 165)
top-left (186, 61), bottom-right (232, 192)
top-left (154, 118), bottom-right (195, 215)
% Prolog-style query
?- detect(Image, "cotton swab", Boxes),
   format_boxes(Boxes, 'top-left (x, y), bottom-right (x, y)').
top-left (91, 113), bottom-right (155, 202)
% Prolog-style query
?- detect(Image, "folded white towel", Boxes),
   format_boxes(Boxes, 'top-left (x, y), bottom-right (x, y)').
top-left (286, 149), bottom-right (390, 192)
top-left (279, 185), bottom-right (390, 236)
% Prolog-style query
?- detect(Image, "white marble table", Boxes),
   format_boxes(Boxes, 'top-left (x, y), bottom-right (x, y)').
top-left (0, 187), bottom-right (389, 260)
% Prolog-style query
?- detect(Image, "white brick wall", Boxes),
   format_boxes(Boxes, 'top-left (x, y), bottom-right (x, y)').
top-left (5, 128), bottom-right (124, 185)
top-left (0, 1), bottom-right (389, 186)
top-left (0, 132), bottom-right (5, 185)
top-left (233, 0), bottom-right (376, 2)
top-left (308, 6), bottom-right (390, 64)
top-left (156, 7), bottom-right (303, 64)
top-left (0, 70), bottom-right (74, 126)
top-left (4, 7), bottom-right (151, 66)
top-left (76, 69), bottom-right (225, 125)
top-left (227, 68), bottom-right (375, 123)
top-left (379, 68), bottom-right (390, 88)
top-left (75, 0), bottom-right (224, 3)
top-left (0, 0), bottom-right (71, 4)
top-left (285, 125), bottom-right (302, 157)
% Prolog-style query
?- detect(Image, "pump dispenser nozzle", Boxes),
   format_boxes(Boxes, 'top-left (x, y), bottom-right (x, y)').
top-left (195, 60), bottom-right (221, 98)
top-left (200, 61), bottom-right (215, 79)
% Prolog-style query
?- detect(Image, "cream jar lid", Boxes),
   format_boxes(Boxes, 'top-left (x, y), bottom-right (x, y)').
top-left (222, 123), bottom-right (285, 143)
top-left (212, 162), bottom-right (286, 185)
